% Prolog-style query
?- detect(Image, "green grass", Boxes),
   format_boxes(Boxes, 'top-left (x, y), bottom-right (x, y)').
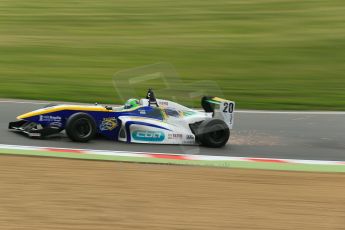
top-left (0, 0), bottom-right (345, 110)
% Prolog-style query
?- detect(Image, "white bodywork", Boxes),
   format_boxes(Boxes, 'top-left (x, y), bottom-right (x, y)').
top-left (116, 98), bottom-right (235, 145)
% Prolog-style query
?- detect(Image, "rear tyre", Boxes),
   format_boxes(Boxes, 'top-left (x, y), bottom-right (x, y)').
top-left (196, 119), bottom-right (230, 148)
top-left (65, 113), bottom-right (97, 142)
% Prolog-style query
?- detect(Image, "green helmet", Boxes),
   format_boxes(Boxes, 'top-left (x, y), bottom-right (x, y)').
top-left (124, 98), bottom-right (140, 109)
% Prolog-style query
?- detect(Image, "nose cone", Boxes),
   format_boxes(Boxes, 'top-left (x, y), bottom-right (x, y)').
top-left (17, 108), bottom-right (47, 120)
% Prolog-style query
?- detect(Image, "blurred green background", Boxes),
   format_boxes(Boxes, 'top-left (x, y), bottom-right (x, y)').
top-left (0, 0), bottom-right (344, 110)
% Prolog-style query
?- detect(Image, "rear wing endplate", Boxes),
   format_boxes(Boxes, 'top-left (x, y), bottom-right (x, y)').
top-left (201, 96), bottom-right (235, 129)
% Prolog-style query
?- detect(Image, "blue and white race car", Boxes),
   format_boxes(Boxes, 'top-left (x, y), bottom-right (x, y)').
top-left (9, 89), bottom-right (235, 147)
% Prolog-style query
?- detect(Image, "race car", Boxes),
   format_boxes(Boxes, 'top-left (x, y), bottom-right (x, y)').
top-left (9, 89), bottom-right (235, 147)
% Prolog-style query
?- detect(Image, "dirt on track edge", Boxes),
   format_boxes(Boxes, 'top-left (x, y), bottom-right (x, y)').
top-left (0, 155), bottom-right (344, 230)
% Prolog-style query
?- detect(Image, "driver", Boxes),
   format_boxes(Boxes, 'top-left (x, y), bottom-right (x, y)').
top-left (124, 98), bottom-right (140, 109)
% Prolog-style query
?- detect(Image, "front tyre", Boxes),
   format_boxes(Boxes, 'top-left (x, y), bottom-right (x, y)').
top-left (65, 113), bottom-right (97, 142)
top-left (196, 119), bottom-right (230, 148)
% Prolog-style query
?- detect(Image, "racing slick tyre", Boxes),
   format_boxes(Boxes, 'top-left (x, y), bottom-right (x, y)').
top-left (65, 113), bottom-right (97, 142)
top-left (196, 119), bottom-right (230, 148)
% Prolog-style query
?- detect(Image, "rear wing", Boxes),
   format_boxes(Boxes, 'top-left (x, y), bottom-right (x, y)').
top-left (201, 96), bottom-right (235, 129)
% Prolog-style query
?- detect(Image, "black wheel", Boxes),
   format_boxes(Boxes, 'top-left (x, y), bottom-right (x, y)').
top-left (196, 119), bottom-right (230, 148)
top-left (65, 113), bottom-right (97, 142)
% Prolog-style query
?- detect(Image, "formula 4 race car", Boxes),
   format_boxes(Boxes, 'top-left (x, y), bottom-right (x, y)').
top-left (9, 89), bottom-right (235, 147)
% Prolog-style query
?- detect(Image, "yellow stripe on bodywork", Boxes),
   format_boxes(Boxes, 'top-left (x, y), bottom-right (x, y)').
top-left (212, 97), bottom-right (227, 102)
top-left (17, 105), bottom-right (112, 120)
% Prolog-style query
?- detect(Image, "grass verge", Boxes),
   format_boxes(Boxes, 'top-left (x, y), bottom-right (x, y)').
top-left (0, 0), bottom-right (345, 110)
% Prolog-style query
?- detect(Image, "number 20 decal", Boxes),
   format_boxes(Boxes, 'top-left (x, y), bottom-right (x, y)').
top-left (223, 102), bottom-right (234, 113)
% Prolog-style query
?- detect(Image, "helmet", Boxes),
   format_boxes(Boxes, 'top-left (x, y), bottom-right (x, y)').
top-left (124, 98), bottom-right (140, 109)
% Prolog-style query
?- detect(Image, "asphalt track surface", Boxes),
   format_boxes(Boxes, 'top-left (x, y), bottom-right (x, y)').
top-left (1, 100), bottom-right (344, 161)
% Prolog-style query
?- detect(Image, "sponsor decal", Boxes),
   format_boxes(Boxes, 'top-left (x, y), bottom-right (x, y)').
top-left (50, 121), bottom-right (62, 128)
top-left (168, 133), bottom-right (183, 139)
top-left (132, 130), bottom-right (165, 142)
top-left (183, 140), bottom-right (195, 145)
top-left (100, 117), bottom-right (117, 131)
top-left (138, 109), bottom-right (146, 115)
top-left (39, 115), bottom-right (61, 122)
top-left (186, 134), bottom-right (194, 140)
